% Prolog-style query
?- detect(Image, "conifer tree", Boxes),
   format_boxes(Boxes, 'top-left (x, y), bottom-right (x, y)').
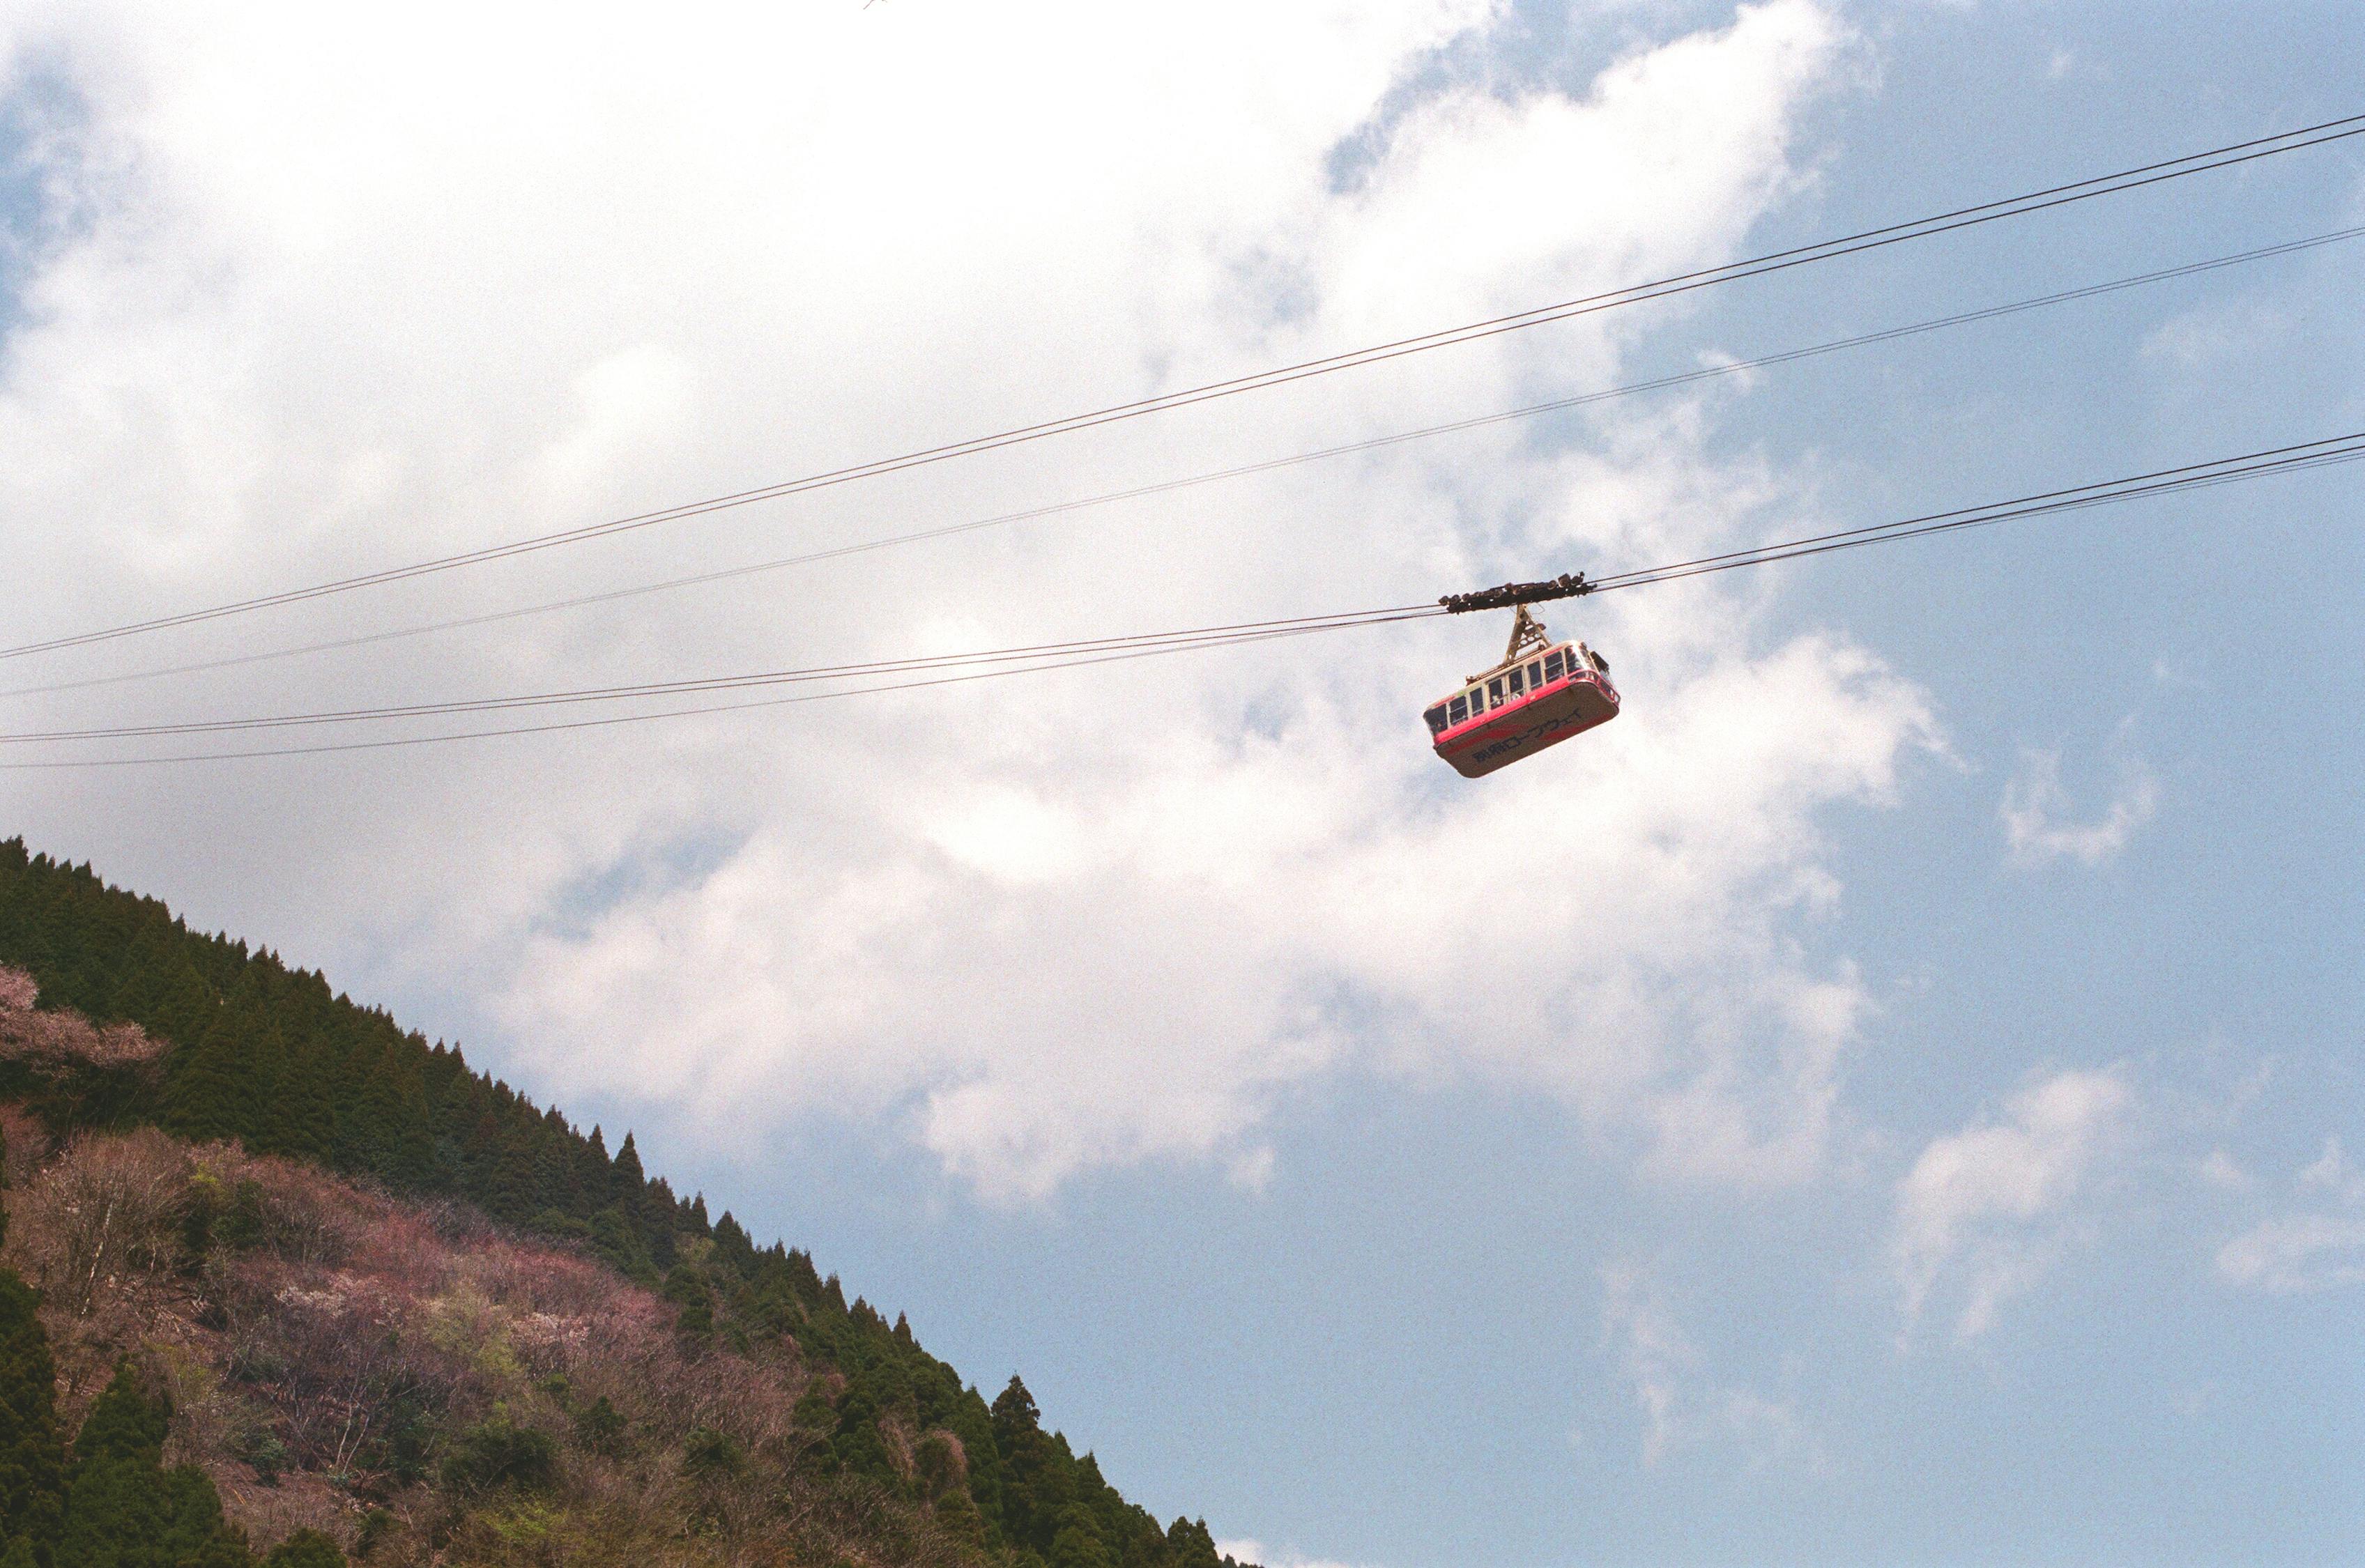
top-left (151, 967), bottom-right (219, 1059)
top-left (990, 1376), bottom-right (1041, 1445)
top-left (484, 1121), bottom-right (539, 1224)
top-left (101, 935), bottom-right (169, 1031)
top-left (530, 1125), bottom-right (582, 1220)
top-left (56, 1361), bottom-right (252, 1568)
top-left (1166, 1516), bottom-right (1229, 1568)
top-left (712, 1211), bottom-right (753, 1268)
top-left (577, 1126), bottom-right (611, 1218)
top-left (158, 1466), bottom-right (254, 1568)
top-left (159, 1004), bottom-right (261, 1146)
top-left (328, 1037), bottom-right (383, 1174)
top-left (610, 1132), bottom-right (645, 1201)
top-left (588, 1208), bottom-right (657, 1286)
top-left (641, 1176), bottom-right (680, 1270)
top-left (55, 1361), bottom-right (171, 1568)
top-left (266, 1038), bottom-right (335, 1165)
top-left (234, 1015), bottom-right (289, 1154)
top-left (661, 1267), bottom-right (715, 1346)
top-left (340, 1054), bottom-right (438, 1192)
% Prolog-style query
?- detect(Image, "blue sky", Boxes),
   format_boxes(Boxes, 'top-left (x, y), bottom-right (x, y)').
top-left (3, 3), bottom-right (2362, 1565)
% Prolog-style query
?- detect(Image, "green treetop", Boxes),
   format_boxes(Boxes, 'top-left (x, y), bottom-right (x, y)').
top-left (55, 1361), bottom-right (252, 1568)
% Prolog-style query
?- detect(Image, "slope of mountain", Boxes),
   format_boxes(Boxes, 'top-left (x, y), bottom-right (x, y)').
top-left (0, 839), bottom-right (1250, 1568)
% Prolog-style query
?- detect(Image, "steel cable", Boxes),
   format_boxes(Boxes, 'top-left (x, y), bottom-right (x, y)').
top-left (13, 224), bottom-right (2357, 702)
top-left (8, 113), bottom-right (2362, 665)
top-left (10, 433), bottom-right (2357, 767)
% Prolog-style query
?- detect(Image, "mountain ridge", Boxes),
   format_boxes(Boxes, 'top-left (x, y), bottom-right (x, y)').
top-left (0, 837), bottom-right (1253, 1568)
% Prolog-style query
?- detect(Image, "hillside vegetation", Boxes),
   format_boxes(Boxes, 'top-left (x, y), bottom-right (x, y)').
top-left (0, 840), bottom-right (1252, 1568)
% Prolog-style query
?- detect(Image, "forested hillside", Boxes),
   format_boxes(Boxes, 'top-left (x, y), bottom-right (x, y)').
top-left (0, 838), bottom-right (1250, 1568)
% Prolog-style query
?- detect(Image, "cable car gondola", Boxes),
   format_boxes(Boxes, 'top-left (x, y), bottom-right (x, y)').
top-left (1423, 601), bottom-right (1617, 778)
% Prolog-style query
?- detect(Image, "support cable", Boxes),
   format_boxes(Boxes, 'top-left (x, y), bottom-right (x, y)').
top-left (7, 114), bottom-right (2362, 664)
top-left (1580, 433), bottom-right (2365, 592)
top-left (8, 433), bottom-right (2357, 767)
top-left (12, 224), bottom-right (2359, 702)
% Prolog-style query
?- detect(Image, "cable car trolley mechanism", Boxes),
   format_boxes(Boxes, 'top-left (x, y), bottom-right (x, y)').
top-left (1423, 573), bottom-right (1617, 778)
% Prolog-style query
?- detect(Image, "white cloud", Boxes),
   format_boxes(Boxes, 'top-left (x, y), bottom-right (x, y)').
top-left (2000, 747), bottom-right (2157, 867)
top-left (1893, 1068), bottom-right (2132, 1339)
top-left (2215, 1136), bottom-right (2365, 1293)
top-left (0, 2), bottom-right (1920, 1201)
top-left (1600, 1263), bottom-right (1824, 1471)
top-left (2196, 1148), bottom-right (2249, 1190)
top-left (2216, 1214), bottom-right (2365, 1293)
top-left (2213, 1220), bottom-right (2365, 1296)
top-left (1602, 1263), bottom-right (1691, 1467)
top-left (2297, 1136), bottom-right (2365, 1203)
top-left (2142, 298), bottom-right (2297, 373)
top-left (1217, 1542), bottom-right (1368, 1568)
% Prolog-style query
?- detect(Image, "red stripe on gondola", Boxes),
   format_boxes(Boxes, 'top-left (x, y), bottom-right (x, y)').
top-left (1436, 674), bottom-right (1616, 749)
top-left (1431, 670), bottom-right (1618, 778)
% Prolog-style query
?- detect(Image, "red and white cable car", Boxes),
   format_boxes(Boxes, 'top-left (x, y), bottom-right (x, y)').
top-left (1423, 602), bottom-right (1617, 778)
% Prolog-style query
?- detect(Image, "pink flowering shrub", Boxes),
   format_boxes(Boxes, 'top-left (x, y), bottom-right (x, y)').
top-left (0, 966), bottom-right (164, 1070)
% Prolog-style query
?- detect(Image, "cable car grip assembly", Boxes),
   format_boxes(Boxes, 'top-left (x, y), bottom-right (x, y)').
top-left (1436, 571), bottom-right (1591, 615)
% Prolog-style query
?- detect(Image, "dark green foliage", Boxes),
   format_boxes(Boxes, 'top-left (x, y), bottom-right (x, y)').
top-left (261, 1529), bottom-right (344, 1568)
top-left (159, 1001), bottom-right (265, 1146)
top-left (711, 1210), bottom-right (753, 1268)
top-left (1165, 1518), bottom-right (1236, 1568)
top-left (56, 1368), bottom-right (171, 1568)
top-left (680, 1426), bottom-right (744, 1481)
top-left (791, 1383), bottom-right (838, 1440)
top-left (661, 1266), bottom-right (714, 1345)
top-left (586, 1207), bottom-right (657, 1286)
top-left (973, 1374), bottom-right (1225, 1568)
top-left (55, 1361), bottom-right (254, 1568)
top-left (178, 1172), bottom-right (223, 1263)
top-left (335, 1052), bottom-right (437, 1192)
top-left (568, 1396), bottom-right (626, 1459)
top-left (233, 1427), bottom-right (289, 1486)
top-left (70, 1361), bottom-right (169, 1470)
top-left (609, 1134), bottom-right (644, 1203)
top-left (264, 1047), bottom-right (335, 1164)
top-left (1052, 1521), bottom-right (1118, 1568)
top-left (220, 1180), bottom-right (268, 1252)
top-left (158, 1468), bottom-right (254, 1568)
top-left (438, 1411), bottom-right (557, 1496)
top-left (348, 1394), bottom-right (433, 1492)
top-left (0, 1252), bottom-right (66, 1564)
